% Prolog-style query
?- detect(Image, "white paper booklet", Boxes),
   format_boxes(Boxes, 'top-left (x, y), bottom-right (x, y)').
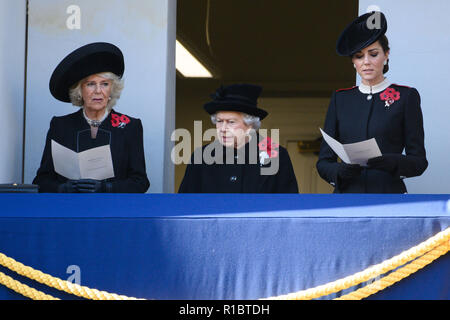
top-left (51, 140), bottom-right (115, 180)
top-left (319, 128), bottom-right (382, 166)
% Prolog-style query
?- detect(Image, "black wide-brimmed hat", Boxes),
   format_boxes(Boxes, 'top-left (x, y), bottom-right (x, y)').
top-left (203, 84), bottom-right (268, 119)
top-left (336, 11), bottom-right (387, 56)
top-left (49, 42), bottom-right (124, 102)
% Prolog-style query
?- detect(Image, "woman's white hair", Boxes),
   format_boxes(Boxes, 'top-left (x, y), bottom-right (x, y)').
top-left (68, 72), bottom-right (124, 111)
top-left (210, 112), bottom-right (261, 130)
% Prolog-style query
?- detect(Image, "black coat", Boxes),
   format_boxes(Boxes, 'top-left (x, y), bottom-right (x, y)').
top-left (178, 139), bottom-right (299, 193)
top-left (317, 84), bottom-right (428, 193)
top-left (33, 109), bottom-right (150, 193)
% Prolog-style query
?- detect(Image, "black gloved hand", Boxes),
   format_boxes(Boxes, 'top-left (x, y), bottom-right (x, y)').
top-left (367, 154), bottom-right (399, 174)
top-left (337, 163), bottom-right (363, 180)
top-left (74, 179), bottom-right (113, 193)
top-left (57, 180), bottom-right (79, 193)
top-left (75, 179), bottom-right (103, 193)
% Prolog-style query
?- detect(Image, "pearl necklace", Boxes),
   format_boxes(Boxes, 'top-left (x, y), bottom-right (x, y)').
top-left (83, 109), bottom-right (109, 127)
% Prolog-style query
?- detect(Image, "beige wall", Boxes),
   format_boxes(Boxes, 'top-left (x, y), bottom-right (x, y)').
top-left (259, 97), bottom-right (334, 193)
top-left (175, 91), bottom-right (333, 193)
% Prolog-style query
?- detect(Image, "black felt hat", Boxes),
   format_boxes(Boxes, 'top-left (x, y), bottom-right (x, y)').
top-left (203, 84), bottom-right (268, 119)
top-left (336, 11), bottom-right (387, 56)
top-left (49, 42), bottom-right (124, 102)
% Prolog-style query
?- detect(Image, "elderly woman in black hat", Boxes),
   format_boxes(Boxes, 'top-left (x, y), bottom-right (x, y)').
top-left (317, 11), bottom-right (427, 193)
top-left (33, 42), bottom-right (150, 193)
top-left (178, 83), bottom-right (298, 193)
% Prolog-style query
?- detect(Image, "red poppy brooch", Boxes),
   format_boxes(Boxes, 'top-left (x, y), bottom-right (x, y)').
top-left (111, 113), bottom-right (130, 128)
top-left (258, 137), bottom-right (279, 165)
top-left (380, 87), bottom-right (400, 108)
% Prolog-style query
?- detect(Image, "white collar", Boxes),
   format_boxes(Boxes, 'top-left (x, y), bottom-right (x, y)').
top-left (358, 78), bottom-right (391, 94)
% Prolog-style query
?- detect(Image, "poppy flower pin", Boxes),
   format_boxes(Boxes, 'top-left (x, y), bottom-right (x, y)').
top-left (258, 137), bottom-right (279, 165)
top-left (111, 113), bottom-right (130, 128)
top-left (380, 87), bottom-right (400, 108)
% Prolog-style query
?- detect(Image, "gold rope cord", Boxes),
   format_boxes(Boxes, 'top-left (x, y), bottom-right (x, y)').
top-left (0, 252), bottom-right (140, 300)
top-left (0, 227), bottom-right (449, 300)
top-left (262, 227), bottom-right (449, 300)
top-left (0, 271), bottom-right (59, 300)
top-left (336, 242), bottom-right (449, 300)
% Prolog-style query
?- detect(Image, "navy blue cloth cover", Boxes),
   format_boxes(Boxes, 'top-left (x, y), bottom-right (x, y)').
top-left (0, 194), bottom-right (448, 300)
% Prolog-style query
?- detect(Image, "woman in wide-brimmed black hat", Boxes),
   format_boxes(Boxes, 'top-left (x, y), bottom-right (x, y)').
top-left (317, 11), bottom-right (427, 193)
top-left (33, 42), bottom-right (149, 193)
top-left (178, 83), bottom-right (298, 193)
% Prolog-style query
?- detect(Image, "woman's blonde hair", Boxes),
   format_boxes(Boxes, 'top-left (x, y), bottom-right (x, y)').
top-left (68, 72), bottom-right (124, 111)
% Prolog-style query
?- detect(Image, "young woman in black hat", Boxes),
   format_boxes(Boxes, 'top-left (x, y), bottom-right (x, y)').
top-left (33, 42), bottom-right (150, 193)
top-left (317, 11), bottom-right (427, 193)
top-left (178, 84), bottom-right (298, 193)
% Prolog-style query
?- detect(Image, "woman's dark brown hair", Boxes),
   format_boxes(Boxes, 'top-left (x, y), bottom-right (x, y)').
top-left (378, 35), bottom-right (390, 74)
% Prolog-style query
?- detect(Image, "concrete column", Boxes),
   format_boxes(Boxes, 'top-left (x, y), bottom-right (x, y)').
top-left (0, 0), bottom-right (26, 184)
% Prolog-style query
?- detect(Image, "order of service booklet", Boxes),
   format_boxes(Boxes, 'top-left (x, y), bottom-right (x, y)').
top-left (320, 128), bottom-right (382, 166)
top-left (51, 140), bottom-right (115, 180)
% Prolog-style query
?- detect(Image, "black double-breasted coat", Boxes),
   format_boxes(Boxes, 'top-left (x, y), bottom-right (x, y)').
top-left (178, 138), bottom-right (299, 193)
top-left (33, 108), bottom-right (150, 193)
top-left (316, 82), bottom-right (428, 193)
